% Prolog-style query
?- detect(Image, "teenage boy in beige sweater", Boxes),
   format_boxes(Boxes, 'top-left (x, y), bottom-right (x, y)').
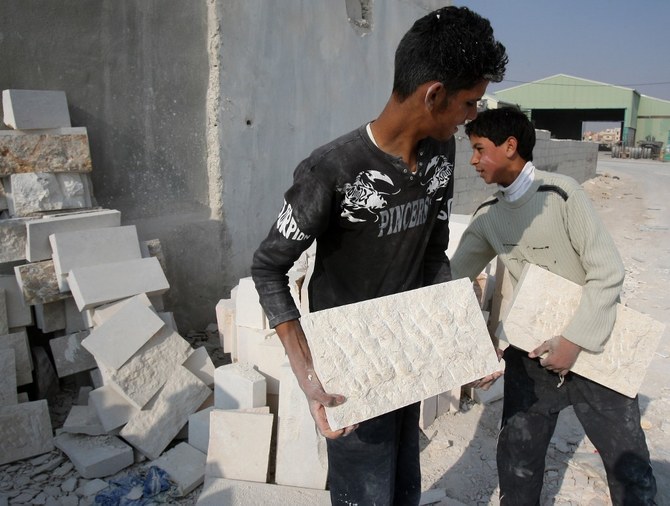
top-left (451, 107), bottom-right (656, 505)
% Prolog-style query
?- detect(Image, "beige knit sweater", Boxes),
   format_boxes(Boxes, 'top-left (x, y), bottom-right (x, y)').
top-left (451, 169), bottom-right (624, 352)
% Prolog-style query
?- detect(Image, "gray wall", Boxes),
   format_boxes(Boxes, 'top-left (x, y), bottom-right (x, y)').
top-left (0, 1), bottom-right (595, 331)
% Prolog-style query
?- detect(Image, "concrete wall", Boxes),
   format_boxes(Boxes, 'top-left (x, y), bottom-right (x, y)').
top-left (0, 0), bottom-right (596, 331)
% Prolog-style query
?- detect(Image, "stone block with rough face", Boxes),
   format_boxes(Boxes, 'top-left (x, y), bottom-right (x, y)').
top-left (7, 172), bottom-right (92, 217)
top-left (0, 348), bottom-right (17, 407)
top-left (0, 217), bottom-right (27, 263)
top-left (0, 128), bottom-right (91, 176)
top-left (14, 260), bottom-right (70, 306)
top-left (0, 400), bottom-right (54, 465)
top-left (97, 326), bottom-right (192, 409)
top-left (497, 264), bottom-right (666, 398)
top-left (0, 329), bottom-right (33, 386)
top-left (120, 366), bottom-right (211, 460)
top-left (49, 330), bottom-right (95, 378)
top-left (300, 278), bottom-right (500, 431)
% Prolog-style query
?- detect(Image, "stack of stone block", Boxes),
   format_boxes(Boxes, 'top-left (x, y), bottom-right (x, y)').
top-left (0, 91), bottom-right (217, 495)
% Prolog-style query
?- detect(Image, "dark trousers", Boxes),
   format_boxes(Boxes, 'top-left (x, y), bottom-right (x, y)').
top-left (498, 347), bottom-right (657, 506)
top-left (326, 403), bottom-right (421, 506)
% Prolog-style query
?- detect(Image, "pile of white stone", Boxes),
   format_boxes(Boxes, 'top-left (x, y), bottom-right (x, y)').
top-left (0, 89), bottom-right (509, 505)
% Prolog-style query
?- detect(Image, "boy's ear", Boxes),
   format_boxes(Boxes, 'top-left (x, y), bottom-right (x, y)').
top-left (424, 82), bottom-right (444, 111)
top-left (504, 136), bottom-right (519, 158)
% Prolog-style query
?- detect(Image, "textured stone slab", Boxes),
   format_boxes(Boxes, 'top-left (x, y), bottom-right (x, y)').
top-left (150, 442), bottom-right (206, 496)
top-left (188, 406), bottom-right (270, 454)
top-left (0, 127), bottom-right (91, 176)
top-left (7, 172), bottom-right (91, 217)
top-left (206, 410), bottom-right (274, 482)
top-left (497, 264), bottom-right (666, 398)
top-left (0, 217), bottom-right (27, 263)
top-left (0, 275), bottom-right (33, 328)
top-left (14, 260), bottom-right (70, 305)
top-left (68, 256), bottom-right (169, 311)
top-left (275, 364), bottom-right (327, 489)
top-left (50, 225), bottom-right (142, 291)
top-left (301, 278), bottom-right (500, 430)
top-left (25, 209), bottom-right (121, 262)
top-left (0, 400), bottom-right (54, 465)
top-left (82, 295), bottom-right (164, 370)
top-left (53, 432), bottom-right (133, 479)
top-left (2, 89), bottom-right (71, 129)
top-left (0, 330), bottom-right (33, 386)
top-left (0, 349), bottom-right (17, 407)
top-left (120, 366), bottom-right (211, 460)
top-left (236, 277), bottom-right (267, 329)
top-left (196, 477), bottom-right (331, 506)
top-left (97, 326), bottom-right (192, 409)
top-left (49, 330), bottom-right (96, 378)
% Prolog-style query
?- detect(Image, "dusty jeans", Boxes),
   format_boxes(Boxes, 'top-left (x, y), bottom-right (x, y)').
top-left (326, 403), bottom-right (421, 506)
top-left (498, 347), bottom-right (657, 506)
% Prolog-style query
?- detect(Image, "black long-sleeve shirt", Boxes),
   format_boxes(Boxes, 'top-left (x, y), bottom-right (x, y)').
top-left (252, 125), bottom-right (454, 328)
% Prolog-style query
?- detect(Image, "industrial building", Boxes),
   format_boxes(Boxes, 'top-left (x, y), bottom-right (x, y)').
top-left (493, 74), bottom-right (670, 159)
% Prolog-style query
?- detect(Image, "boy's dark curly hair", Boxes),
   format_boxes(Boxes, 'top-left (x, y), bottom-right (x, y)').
top-left (465, 107), bottom-right (536, 162)
top-left (393, 6), bottom-right (508, 100)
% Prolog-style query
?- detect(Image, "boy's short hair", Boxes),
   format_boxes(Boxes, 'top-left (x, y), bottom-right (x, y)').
top-left (465, 107), bottom-right (536, 162)
top-left (393, 6), bottom-right (507, 100)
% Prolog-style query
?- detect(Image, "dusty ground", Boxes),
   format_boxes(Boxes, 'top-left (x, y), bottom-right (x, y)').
top-left (1, 154), bottom-right (668, 505)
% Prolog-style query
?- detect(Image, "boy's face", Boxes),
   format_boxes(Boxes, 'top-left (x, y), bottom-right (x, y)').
top-left (469, 134), bottom-right (517, 186)
top-left (430, 80), bottom-right (488, 141)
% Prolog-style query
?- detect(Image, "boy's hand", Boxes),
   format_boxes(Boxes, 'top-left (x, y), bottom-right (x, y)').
top-left (529, 335), bottom-right (581, 376)
top-left (300, 367), bottom-right (358, 439)
top-left (466, 347), bottom-right (504, 391)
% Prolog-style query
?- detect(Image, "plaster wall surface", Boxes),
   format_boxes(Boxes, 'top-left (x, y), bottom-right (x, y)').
top-left (0, 0), bottom-right (595, 330)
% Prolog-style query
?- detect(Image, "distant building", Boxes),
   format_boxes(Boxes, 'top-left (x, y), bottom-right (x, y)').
top-left (493, 74), bottom-right (670, 154)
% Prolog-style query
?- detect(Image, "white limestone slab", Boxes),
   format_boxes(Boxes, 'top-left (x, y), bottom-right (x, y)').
top-left (497, 264), bottom-right (666, 398)
top-left (196, 477), bottom-right (331, 506)
top-left (0, 349), bottom-right (18, 407)
top-left (205, 410), bottom-right (274, 482)
top-left (53, 432), bottom-right (133, 479)
top-left (120, 366), bottom-right (211, 460)
top-left (61, 404), bottom-right (106, 436)
top-left (82, 295), bottom-right (164, 369)
top-left (236, 277), bottom-right (267, 329)
top-left (275, 364), bottom-right (327, 489)
top-left (89, 292), bottom-right (153, 327)
top-left (0, 400), bottom-right (54, 465)
top-left (0, 275), bottom-right (33, 328)
top-left (188, 406), bottom-right (270, 454)
top-left (89, 384), bottom-right (139, 432)
top-left (150, 442), bottom-right (206, 496)
top-left (252, 333), bottom-right (286, 395)
top-left (213, 362), bottom-right (266, 410)
top-left (301, 278), bottom-right (500, 430)
top-left (2, 89), bottom-right (71, 129)
top-left (96, 326), bottom-right (192, 409)
top-left (49, 330), bottom-right (96, 378)
top-left (7, 172), bottom-right (90, 217)
top-left (68, 256), bottom-right (169, 311)
top-left (236, 326), bottom-right (275, 366)
top-left (214, 298), bottom-right (236, 355)
top-left (183, 346), bottom-right (215, 387)
top-left (26, 209), bottom-right (121, 262)
top-left (50, 225), bottom-right (141, 291)
top-left (0, 330), bottom-right (33, 386)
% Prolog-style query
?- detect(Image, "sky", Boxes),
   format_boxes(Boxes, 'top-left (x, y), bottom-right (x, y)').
top-left (458, 0), bottom-right (670, 102)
